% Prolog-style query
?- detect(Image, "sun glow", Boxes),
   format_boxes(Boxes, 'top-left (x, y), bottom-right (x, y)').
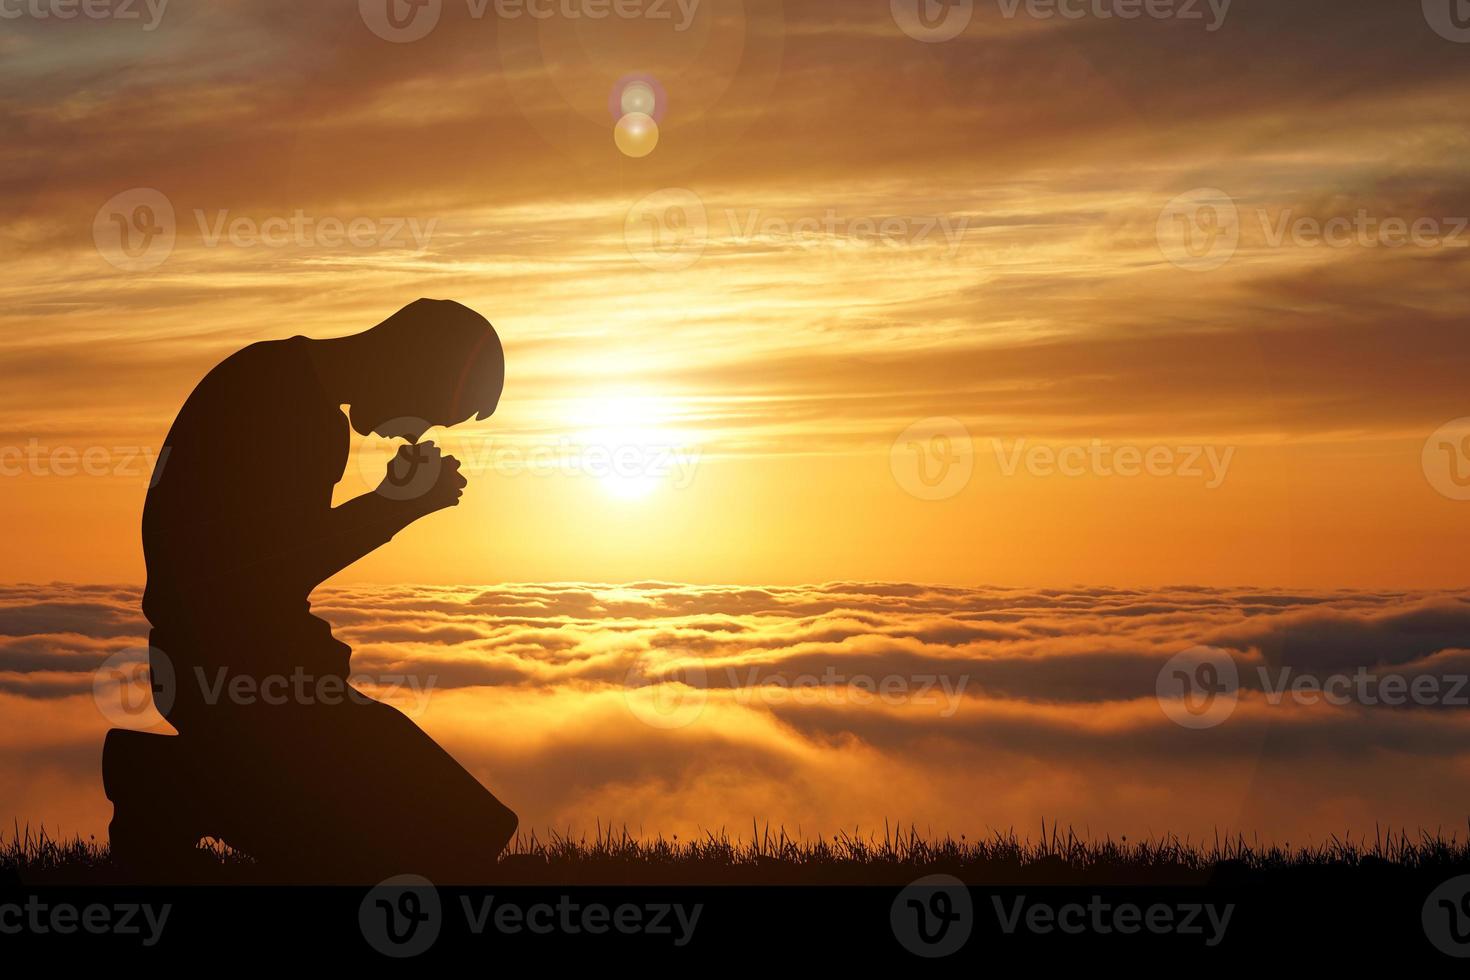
top-left (568, 393), bottom-right (689, 501)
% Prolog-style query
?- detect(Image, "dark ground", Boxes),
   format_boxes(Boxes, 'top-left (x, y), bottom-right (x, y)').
top-left (4, 824), bottom-right (1469, 964)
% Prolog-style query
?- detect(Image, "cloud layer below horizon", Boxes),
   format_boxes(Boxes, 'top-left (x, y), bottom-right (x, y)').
top-left (6, 580), bottom-right (1469, 845)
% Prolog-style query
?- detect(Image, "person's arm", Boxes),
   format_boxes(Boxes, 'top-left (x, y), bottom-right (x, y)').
top-left (296, 442), bottom-right (467, 591)
top-left (219, 440), bottom-right (466, 595)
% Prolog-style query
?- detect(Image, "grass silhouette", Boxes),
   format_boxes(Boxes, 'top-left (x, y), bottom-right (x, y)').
top-left (8, 819), bottom-right (1470, 885)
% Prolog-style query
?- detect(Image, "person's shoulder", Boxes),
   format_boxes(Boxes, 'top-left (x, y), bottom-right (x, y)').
top-left (210, 336), bottom-right (310, 376)
top-left (186, 337), bottom-right (314, 408)
top-left (230, 334), bottom-right (309, 363)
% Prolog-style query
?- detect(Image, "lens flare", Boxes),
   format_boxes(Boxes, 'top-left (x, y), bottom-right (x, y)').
top-left (614, 112), bottom-right (659, 158)
top-left (609, 74), bottom-right (667, 123)
top-left (620, 81), bottom-right (657, 117)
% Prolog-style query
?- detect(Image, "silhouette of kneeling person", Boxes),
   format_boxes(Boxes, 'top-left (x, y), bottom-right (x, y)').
top-left (103, 299), bottom-right (517, 882)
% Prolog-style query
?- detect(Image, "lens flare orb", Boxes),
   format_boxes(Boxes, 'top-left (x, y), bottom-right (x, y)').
top-left (620, 81), bottom-right (657, 117)
top-left (614, 112), bottom-right (659, 158)
top-left (609, 74), bottom-right (667, 123)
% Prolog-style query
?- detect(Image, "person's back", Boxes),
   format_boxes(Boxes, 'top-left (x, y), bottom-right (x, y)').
top-left (143, 337), bottom-right (354, 728)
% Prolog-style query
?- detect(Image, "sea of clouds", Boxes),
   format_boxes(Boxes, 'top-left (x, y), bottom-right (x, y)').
top-left (4, 582), bottom-right (1469, 844)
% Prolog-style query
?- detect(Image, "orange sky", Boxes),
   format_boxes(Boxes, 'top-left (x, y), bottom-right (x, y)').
top-left (4, 1), bottom-right (1470, 845)
top-left (1, 0), bottom-right (1468, 589)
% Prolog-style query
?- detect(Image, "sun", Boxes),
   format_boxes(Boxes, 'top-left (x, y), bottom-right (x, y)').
top-left (598, 458), bottom-right (663, 500)
top-left (567, 392), bottom-right (689, 501)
